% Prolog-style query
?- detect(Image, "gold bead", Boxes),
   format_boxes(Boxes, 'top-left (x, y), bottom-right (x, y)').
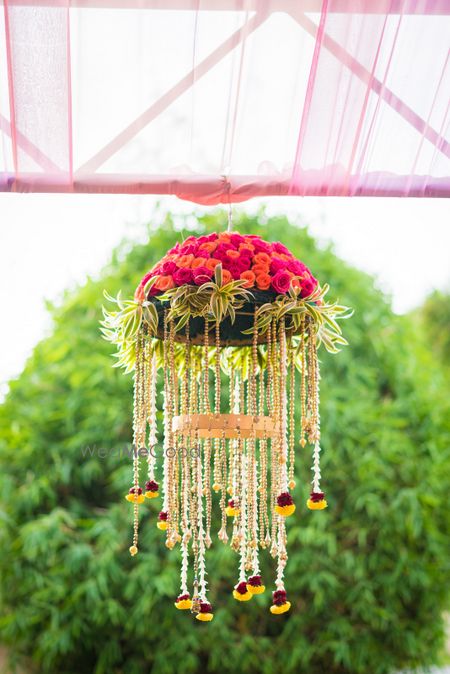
top-left (129, 545), bottom-right (138, 556)
top-left (288, 480), bottom-right (296, 490)
top-left (300, 437), bottom-right (306, 448)
top-left (212, 483), bottom-right (221, 492)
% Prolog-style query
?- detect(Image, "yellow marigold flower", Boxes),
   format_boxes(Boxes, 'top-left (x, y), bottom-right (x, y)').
top-left (196, 613), bottom-right (214, 622)
top-left (307, 499), bottom-right (327, 510)
top-left (270, 602), bottom-right (291, 615)
top-left (275, 504), bottom-right (296, 517)
top-left (125, 493), bottom-right (145, 504)
top-left (247, 584), bottom-right (265, 595)
top-left (174, 599), bottom-right (193, 610)
top-left (157, 520), bottom-right (168, 530)
top-left (145, 491), bottom-right (159, 499)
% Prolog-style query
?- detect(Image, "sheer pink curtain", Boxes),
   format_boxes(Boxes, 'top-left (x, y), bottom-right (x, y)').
top-left (0, 0), bottom-right (449, 201)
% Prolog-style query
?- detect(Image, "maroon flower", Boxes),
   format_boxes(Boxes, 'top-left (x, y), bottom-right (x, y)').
top-left (199, 601), bottom-right (212, 613)
top-left (192, 266), bottom-right (213, 285)
top-left (248, 575), bottom-right (262, 587)
top-left (277, 492), bottom-right (294, 507)
top-left (273, 589), bottom-right (287, 606)
top-left (235, 581), bottom-right (249, 595)
top-left (272, 271), bottom-right (292, 294)
top-left (176, 593), bottom-right (190, 602)
top-left (228, 499), bottom-right (236, 508)
top-left (129, 486), bottom-right (143, 495)
top-left (309, 491), bottom-right (325, 503)
top-left (145, 480), bottom-right (159, 493)
top-left (173, 267), bottom-right (193, 286)
top-left (158, 511), bottom-right (168, 521)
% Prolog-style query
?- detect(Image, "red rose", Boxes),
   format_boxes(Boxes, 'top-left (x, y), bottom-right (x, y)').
top-left (272, 270), bottom-right (291, 294)
top-left (192, 266), bottom-right (213, 285)
top-left (173, 267), bottom-right (193, 286)
top-left (252, 239), bottom-right (272, 254)
top-left (270, 258), bottom-right (287, 274)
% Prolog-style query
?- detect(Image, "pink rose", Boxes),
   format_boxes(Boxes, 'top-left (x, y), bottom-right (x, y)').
top-left (251, 238), bottom-right (272, 255)
top-left (161, 260), bottom-right (177, 275)
top-left (270, 258), bottom-right (287, 274)
top-left (271, 270), bottom-right (292, 294)
top-left (167, 243), bottom-right (181, 255)
top-left (272, 241), bottom-right (291, 255)
top-left (235, 256), bottom-right (251, 272)
top-left (179, 244), bottom-right (198, 256)
top-left (173, 267), bottom-right (193, 286)
top-left (287, 259), bottom-right (307, 275)
top-left (230, 233), bottom-right (245, 247)
top-left (301, 276), bottom-right (317, 298)
top-left (192, 266), bottom-right (213, 285)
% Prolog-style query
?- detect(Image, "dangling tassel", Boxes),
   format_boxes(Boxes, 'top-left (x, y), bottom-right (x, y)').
top-left (270, 517), bottom-right (291, 615)
top-left (145, 341), bottom-right (159, 500)
top-left (195, 445), bottom-right (214, 621)
top-left (157, 312), bottom-right (170, 532)
top-left (175, 326), bottom-right (193, 610)
top-left (307, 327), bottom-right (328, 510)
top-left (287, 337), bottom-right (296, 491)
top-left (126, 328), bottom-right (147, 555)
top-left (233, 446), bottom-right (252, 602)
top-left (275, 318), bottom-right (296, 519)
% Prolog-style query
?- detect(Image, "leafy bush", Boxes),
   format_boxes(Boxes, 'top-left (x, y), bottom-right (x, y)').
top-left (0, 211), bottom-right (448, 674)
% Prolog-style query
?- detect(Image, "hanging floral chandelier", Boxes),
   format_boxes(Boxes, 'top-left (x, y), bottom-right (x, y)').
top-left (102, 229), bottom-right (351, 621)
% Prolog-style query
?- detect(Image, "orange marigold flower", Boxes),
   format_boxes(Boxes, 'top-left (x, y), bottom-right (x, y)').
top-left (252, 263), bottom-right (270, 275)
top-left (205, 258), bottom-right (221, 271)
top-left (155, 275), bottom-right (175, 291)
top-left (291, 277), bottom-right (301, 291)
top-left (177, 254), bottom-right (194, 268)
top-left (254, 252), bottom-right (271, 266)
top-left (226, 249), bottom-right (240, 260)
top-left (255, 273), bottom-right (271, 291)
top-left (191, 257), bottom-right (207, 269)
top-left (221, 269), bottom-right (232, 285)
top-left (240, 271), bottom-right (256, 288)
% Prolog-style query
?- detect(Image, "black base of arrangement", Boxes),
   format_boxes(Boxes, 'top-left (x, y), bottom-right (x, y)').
top-left (149, 289), bottom-right (279, 345)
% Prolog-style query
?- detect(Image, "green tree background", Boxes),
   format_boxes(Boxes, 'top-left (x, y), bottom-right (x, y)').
top-left (0, 211), bottom-right (448, 674)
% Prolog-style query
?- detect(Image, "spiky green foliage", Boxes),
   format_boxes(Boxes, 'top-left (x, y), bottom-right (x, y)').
top-left (0, 211), bottom-right (448, 674)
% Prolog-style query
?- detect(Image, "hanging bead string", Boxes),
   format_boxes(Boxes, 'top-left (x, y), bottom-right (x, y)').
top-left (197, 435), bottom-right (208, 601)
top-left (270, 319), bottom-right (280, 557)
top-left (279, 318), bottom-right (288, 494)
top-left (179, 325), bottom-right (191, 595)
top-left (247, 309), bottom-right (259, 571)
top-left (309, 328), bottom-right (323, 494)
top-left (129, 328), bottom-right (146, 555)
top-left (227, 367), bottom-right (235, 497)
top-left (275, 515), bottom-right (288, 592)
top-left (215, 320), bottom-right (227, 542)
top-left (162, 312), bottom-right (170, 520)
top-left (167, 318), bottom-right (178, 546)
top-left (189, 362), bottom-right (200, 611)
top-left (238, 431), bottom-right (248, 582)
top-left (201, 319), bottom-right (212, 548)
top-left (288, 338), bottom-right (296, 489)
top-left (147, 343), bottom-right (158, 479)
top-left (230, 372), bottom-right (241, 550)
top-left (300, 315), bottom-right (307, 448)
top-left (258, 367), bottom-right (269, 548)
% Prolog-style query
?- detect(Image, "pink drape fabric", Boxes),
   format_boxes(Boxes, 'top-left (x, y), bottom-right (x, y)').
top-left (0, 0), bottom-right (449, 202)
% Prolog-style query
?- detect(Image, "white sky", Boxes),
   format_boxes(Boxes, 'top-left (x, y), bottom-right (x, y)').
top-left (0, 193), bottom-right (449, 398)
